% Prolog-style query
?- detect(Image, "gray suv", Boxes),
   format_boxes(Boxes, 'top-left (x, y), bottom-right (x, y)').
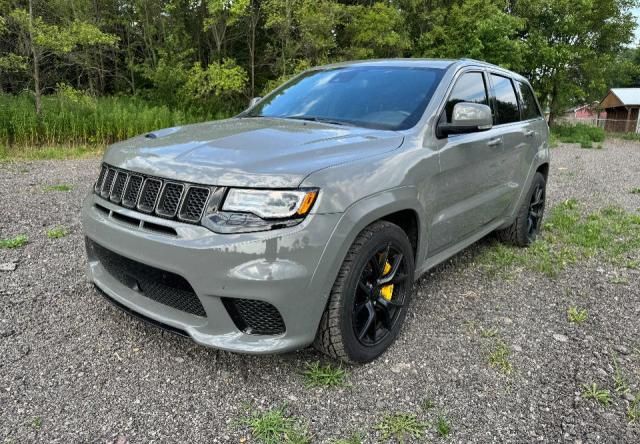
top-left (82, 59), bottom-right (549, 363)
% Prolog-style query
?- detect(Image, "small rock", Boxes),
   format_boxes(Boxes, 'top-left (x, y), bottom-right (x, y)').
top-left (390, 362), bottom-right (411, 374)
top-left (596, 368), bottom-right (608, 378)
top-left (0, 262), bottom-right (17, 272)
top-left (623, 392), bottom-right (636, 402)
top-left (613, 345), bottom-right (630, 355)
top-left (513, 344), bottom-right (523, 352)
top-left (553, 333), bottom-right (569, 343)
top-left (173, 357), bottom-right (184, 363)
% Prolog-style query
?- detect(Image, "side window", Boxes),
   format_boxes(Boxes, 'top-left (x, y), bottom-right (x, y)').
top-left (516, 81), bottom-right (542, 120)
top-left (490, 74), bottom-right (520, 125)
top-left (443, 72), bottom-right (489, 123)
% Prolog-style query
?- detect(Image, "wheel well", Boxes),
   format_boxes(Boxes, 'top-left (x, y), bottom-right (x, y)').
top-left (536, 163), bottom-right (549, 180)
top-left (379, 209), bottom-right (419, 259)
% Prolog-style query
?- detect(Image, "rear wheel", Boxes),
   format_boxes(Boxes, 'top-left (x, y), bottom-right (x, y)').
top-left (497, 172), bottom-right (546, 246)
top-left (314, 221), bottom-right (415, 363)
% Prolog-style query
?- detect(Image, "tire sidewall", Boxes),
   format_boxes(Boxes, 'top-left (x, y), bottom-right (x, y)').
top-left (339, 224), bottom-right (415, 363)
top-left (518, 172), bottom-right (546, 245)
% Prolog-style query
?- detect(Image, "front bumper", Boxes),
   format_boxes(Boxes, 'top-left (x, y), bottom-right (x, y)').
top-left (82, 193), bottom-right (342, 354)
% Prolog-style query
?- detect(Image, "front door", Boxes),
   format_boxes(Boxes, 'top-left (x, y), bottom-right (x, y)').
top-left (428, 70), bottom-right (509, 254)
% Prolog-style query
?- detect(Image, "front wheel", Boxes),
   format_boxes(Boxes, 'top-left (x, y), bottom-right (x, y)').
top-left (497, 172), bottom-right (547, 247)
top-left (314, 221), bottom-right (415, 363)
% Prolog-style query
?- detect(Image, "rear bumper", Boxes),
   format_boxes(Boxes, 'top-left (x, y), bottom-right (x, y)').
top-left (82, 193), bottom-right (342, 354)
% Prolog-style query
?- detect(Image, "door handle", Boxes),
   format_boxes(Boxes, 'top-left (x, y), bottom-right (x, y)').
top-left (487, 138), bottom-right (503, 147)
top-left (525, 130), bottom-right (536, 137)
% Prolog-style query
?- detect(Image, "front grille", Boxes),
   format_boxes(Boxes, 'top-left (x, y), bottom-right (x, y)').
top-left (137, 178), bottom-right (162, 213)
top-left (87, 238), bottom-right (207, 317)
top-left (222, 298), bottom-right (286, 335)
top-left (94, 163), bottom-right (220, 224)
top-left (101, 168), bottom-right (116, 198)
top-left (179, 186), bottom-right (210, 222)
top-left (110, 171), bottom-right (128, 203)
top-left (156, 182), bottom-right (184, 217)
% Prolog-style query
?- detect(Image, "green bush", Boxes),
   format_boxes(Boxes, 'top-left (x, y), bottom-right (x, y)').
top-left (0, 93), bottom-right (234, 148)
top-left (551, 124), bottom-right (605, 148)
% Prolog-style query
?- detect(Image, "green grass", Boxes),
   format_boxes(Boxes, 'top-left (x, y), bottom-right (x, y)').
top-left (488, 340), bottom-right (513, 375)
top-left (435, 415), bottom-right (452, 437)
top-left (375, 413), bottom-right (426, 443)
top-left (0, 93), bottom-right (225, 149)
top-left (43, 184), bottom-right (73, 192)
top-left (420, 399), bottom-right (435, 411)
top-left (301, 362), bottom-right (348, 388)
top-left (0, 234), bottom-right (28, 249)
top-left (242, 406), bottom-right (310, 444)
top-left (46, 226), bottom-right (68, 239)
top-left (567, 306), bottom-right (588, 325)
top-left (478, 199), bottom-right (640, 277)
top-left (628, 394), bottom-right (640, 423)
top-left (0, 145), bottom-right (102, 161)
top-left (631, 188), bottom-right (640, 195)
top-left (582, 383), bottom-right (612, 406)
top-left (552, 124), bottom-right (605, 148)
top-left (30, 417), bottom-right (42, 430)
top-left (332, 433), bottom-right (363, 444)
top-left (612, 356), bottom-right (630, 395)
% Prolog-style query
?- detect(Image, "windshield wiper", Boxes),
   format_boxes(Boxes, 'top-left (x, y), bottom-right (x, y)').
top-left (280, 116), bottom-right (352, 126)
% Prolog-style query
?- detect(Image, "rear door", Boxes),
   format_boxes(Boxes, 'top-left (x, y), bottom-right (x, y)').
top-left (485, 73), bottom-right (527, 213)
top-left (511, 80), bottom-right (548, 191)
top-left (428, 70), bottom-right (510, 254)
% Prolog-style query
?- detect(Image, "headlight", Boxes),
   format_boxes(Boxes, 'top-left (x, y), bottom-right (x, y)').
top-left (201, 188), bottom-right (318, 233)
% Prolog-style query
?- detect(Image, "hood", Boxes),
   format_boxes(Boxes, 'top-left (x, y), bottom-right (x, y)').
top-left (103, 117), bottom-right (404, 188)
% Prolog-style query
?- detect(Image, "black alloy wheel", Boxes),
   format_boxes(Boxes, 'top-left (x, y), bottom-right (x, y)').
top-left (352, 243), bottom-right (410, 346)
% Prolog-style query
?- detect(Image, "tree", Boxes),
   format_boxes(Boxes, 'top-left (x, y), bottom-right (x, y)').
top-left (205, 0), bottom-right (250, 59)
top-left (417, 0), bottom-right (525, 70)
top-left (515, 0), bottom-right (638, 124)
top-left (343, 2), bottom-right (410, 59)
top-left (6, 0), bottom-right (117, 116)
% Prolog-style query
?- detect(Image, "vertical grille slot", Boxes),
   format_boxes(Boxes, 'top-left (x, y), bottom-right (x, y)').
top-left (109, 171), bottom-right (128, 203)
top-left (137, 178), bottom-right (162, 213)
top-left (100, 168), bottom-right (117, 198)
top-left (178, 187), bottom-right (210, 222)
top-left (122, 175), bottom-right (143, 208)
top-left (95, 165), bottom-right (108, 193)
top-left (156, 182), bottom-right (184, 217)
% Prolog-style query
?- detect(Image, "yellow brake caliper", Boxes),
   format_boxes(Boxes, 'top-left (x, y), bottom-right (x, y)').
top-left (380, 261), bottom-right (394, 301)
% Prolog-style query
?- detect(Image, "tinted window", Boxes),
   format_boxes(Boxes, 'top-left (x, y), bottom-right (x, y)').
top-left (516, 81), bottom-right (541, 120)
top-left (491, 74), bottom-right (520, 124)
top-left (246, 67), bottom-right (445, 130)
top-left (444, 72), bottom-right (488, 123)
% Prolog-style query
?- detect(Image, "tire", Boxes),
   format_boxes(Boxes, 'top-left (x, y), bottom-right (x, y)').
top-left (314, 220), bottom-right (415, 364)
top-left (497, 172), bottom-right (547, 247)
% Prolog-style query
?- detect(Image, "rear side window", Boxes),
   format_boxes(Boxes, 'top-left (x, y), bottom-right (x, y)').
top-left (516, 81), bottom-right (542, 120)
top-left (491, 74), bottom-right (520, 125)
top-left (443, 72), bottom-right (489, 123)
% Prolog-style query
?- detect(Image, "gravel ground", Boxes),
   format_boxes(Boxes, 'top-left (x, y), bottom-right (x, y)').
top-left (1, 139), bottom-right (640, 443)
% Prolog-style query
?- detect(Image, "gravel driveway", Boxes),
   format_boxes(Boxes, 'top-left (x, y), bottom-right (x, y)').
top-left (1, 139), bottom-right (639, 443)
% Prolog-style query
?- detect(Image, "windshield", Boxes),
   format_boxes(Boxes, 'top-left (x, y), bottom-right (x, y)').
top-left (244, 66), bottom-right (446, 130)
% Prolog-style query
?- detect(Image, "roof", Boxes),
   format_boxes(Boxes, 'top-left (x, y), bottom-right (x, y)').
top-left (311, 58), bottom-right (528, 82)
top-left (601, 88), bottom-right (640, 108)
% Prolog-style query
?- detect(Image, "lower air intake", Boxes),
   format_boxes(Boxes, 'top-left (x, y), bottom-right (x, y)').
top-left (86, 238), bottom-right (206, 317)
top-left (222, 298), bottom-right (286, 335)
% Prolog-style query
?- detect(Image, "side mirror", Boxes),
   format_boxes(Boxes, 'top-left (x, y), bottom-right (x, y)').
top-left (248, 97), bottom-right (262, 108)
top-left (438, 102), bottom-right (493, 137)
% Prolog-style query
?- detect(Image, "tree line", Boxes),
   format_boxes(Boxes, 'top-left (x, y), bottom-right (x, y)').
top-left (1, 0), bottom-right (639, 124)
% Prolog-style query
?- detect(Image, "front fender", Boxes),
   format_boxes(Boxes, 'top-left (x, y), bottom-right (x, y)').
top-left (305, 186), bottom-right (425, 328)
